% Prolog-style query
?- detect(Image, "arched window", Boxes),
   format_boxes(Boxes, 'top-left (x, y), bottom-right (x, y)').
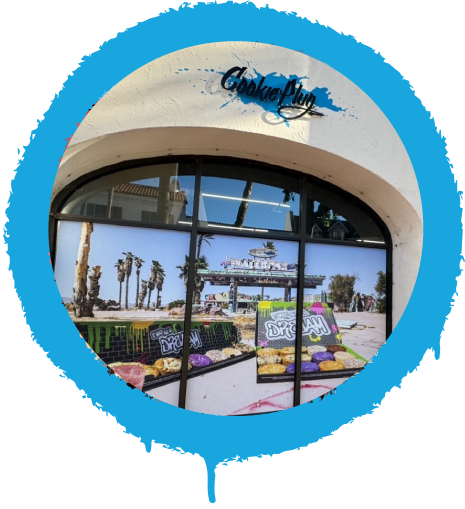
top-left (50, 157), bottom-right (391, 415)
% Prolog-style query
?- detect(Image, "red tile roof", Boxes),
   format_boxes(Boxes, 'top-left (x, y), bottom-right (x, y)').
top-left (114, 183), bottom-right (187, 202)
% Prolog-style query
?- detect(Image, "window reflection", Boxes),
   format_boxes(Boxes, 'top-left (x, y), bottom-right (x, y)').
top-left (305, 190), bottom-right (385, 243)
top-left (61, 163), bottom-right (195, 227)
top-left (199, 162), bottom-right (300, 234)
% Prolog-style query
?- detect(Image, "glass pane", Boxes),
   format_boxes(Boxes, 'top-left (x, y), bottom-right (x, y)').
top-left (185, 234), bottom-right (299, 415)
top-left (300, 243), bottom-right (387, 404)
top-left (305, 186), bottom-right (386, 244)
top-left (199, 162), bottom-right (300, 234)
top-left (60, 163), bottom-right (195, 228)
top-left (54, 221), bottom-right (191, 406)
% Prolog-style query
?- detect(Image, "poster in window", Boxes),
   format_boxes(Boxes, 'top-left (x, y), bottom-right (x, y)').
top-left (299, 243), bottom-right (387, 404)
top-left (54, 221), bottom-right (192, 406)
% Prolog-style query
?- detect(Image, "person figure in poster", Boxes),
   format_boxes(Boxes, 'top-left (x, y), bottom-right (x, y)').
top-left (365, 295), bottom-right (374, 312)
top-left (356, 292), bottom-right (364, 312)
top-left (350, 293), bottom-right (356, 312)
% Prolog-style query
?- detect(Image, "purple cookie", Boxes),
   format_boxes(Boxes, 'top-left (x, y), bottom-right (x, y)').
top-left (188, 354), bottom-right (213, 368)
top-left (312, 352), bottom-right (335, 364)
top-left (286, 362), bottom-right (320, 373)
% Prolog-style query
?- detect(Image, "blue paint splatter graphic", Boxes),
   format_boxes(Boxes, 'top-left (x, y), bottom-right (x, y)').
top-left (311, 87), bottom-right (344, 112)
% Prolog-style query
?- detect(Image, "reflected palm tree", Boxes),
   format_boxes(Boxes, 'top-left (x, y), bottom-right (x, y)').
top-left (233, 181), bottom-right (253, 228)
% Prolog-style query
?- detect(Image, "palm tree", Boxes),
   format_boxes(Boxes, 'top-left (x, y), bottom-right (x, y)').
top-left (114, 258), bottom-right (126, 308)
top-left (177, 255), bottom-right (189, 288)
top-left (122, 252), bottom-right (134, 309)
top-left (263, 240), bottom-right (276, 251)
top-left (155, 267), bottom-right (165, 309)
top-left (177, 255), bottom-right (209, 305)
top-left (133, 256), bottom-right (145, 309)
top-left (233, 181), bottom-right (254, 227)
top-left (196, 233), bottom-right (215, 258)
top-left (147, 260), bottom-right (163, 311)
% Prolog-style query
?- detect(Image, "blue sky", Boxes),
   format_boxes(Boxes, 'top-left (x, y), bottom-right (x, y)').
top-left (54, 221), bottom-right (190, 304)
top-left (200, 177), bottom-right (300, 231)
top-left (54, 222), bottom-right (385, 305)
top-left (305, 243), bottom-right (386, 297)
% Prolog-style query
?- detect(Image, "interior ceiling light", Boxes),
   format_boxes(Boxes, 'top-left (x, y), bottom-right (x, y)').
top-left (202, 193), bottom-right (291, 208)
top-left (179, 221), bottom-right (268, 232)
top-left (207, 224), bottom-right (269, 232)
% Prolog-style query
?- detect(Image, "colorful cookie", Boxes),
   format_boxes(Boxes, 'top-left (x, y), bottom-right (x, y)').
top-left (258, 364), bottom-right (286, 375)
top-left (143, 365), bottom-right (160, 377)
top-left (223, 348), bottom-right (242, 358)
top-left (326, 344), bottom-right (346, 353)
top-left (319, 360), bottom-right (345, 371)
top-left (188, 354), bottom-right (213, 368)
top-left (343, 358), bottom-right (367, 369)
top-left (279, 346), bottom-right (307, 356)
top-left (286, 362), bottom-right (320, 373)
top-left (307, 345), bottom-right (327, 355)
top-left (257, 348), bottom-right (279, 357)
top-left (257, 355), bottom-right (282, 366)
top-left (281, 353), bottom-right (312, 366)
top-left (312, 352), bottom-right (335, 364)
top-left (205, 350), bottom-right (229, 363)
top-left (235, 343), bottom-right (255, 353)
top-left (154, 358), bottom-right (182, 375)
top-left (334, 351), bottom-right (355, 363)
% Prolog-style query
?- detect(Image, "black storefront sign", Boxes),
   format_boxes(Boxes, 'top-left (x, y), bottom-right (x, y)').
top-left (220, 66), bottom-right (324, 120)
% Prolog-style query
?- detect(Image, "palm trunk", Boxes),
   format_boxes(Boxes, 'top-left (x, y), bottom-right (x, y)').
top-left (146, 288), bottom-right (152, 311)
top-left (118, 282), bottom-right (123, 307)
top-left (233, 181), bottom-right (253, 227)
top-left (85, 266), bottom-right (102, 317)
top-left (156, 288), bottom-right (160, 309)
top-left (135, 270), bottom-right (140, 309)
top-left (125, 275), bottom-right (130, 309)
top-left (73, 222), bottom-right (93, 318)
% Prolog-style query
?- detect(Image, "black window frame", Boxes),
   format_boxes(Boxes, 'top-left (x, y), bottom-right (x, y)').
top-left (49, 155), bottom-right (392, 413)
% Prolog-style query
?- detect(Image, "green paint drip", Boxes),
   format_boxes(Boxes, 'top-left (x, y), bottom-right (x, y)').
top-left (88, 327), bottom-right (95, 350)
top-left (140, 329), bottom-right (144, 353)
top-left (221, 322), bottom-right (232, 342)
top-left (105, 326), bottom-right (111, 349)
top-left (95, 327), bottom-right (101, 354)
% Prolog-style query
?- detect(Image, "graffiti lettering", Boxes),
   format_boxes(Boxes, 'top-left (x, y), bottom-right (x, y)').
top-left (150, 327), bottom-right (202, 356)
top-left (264, 314), bottom-right (330, 341)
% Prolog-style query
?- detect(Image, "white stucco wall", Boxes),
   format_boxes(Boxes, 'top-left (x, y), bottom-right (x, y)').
top-left (52, 42), bottom-right (423, 327)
